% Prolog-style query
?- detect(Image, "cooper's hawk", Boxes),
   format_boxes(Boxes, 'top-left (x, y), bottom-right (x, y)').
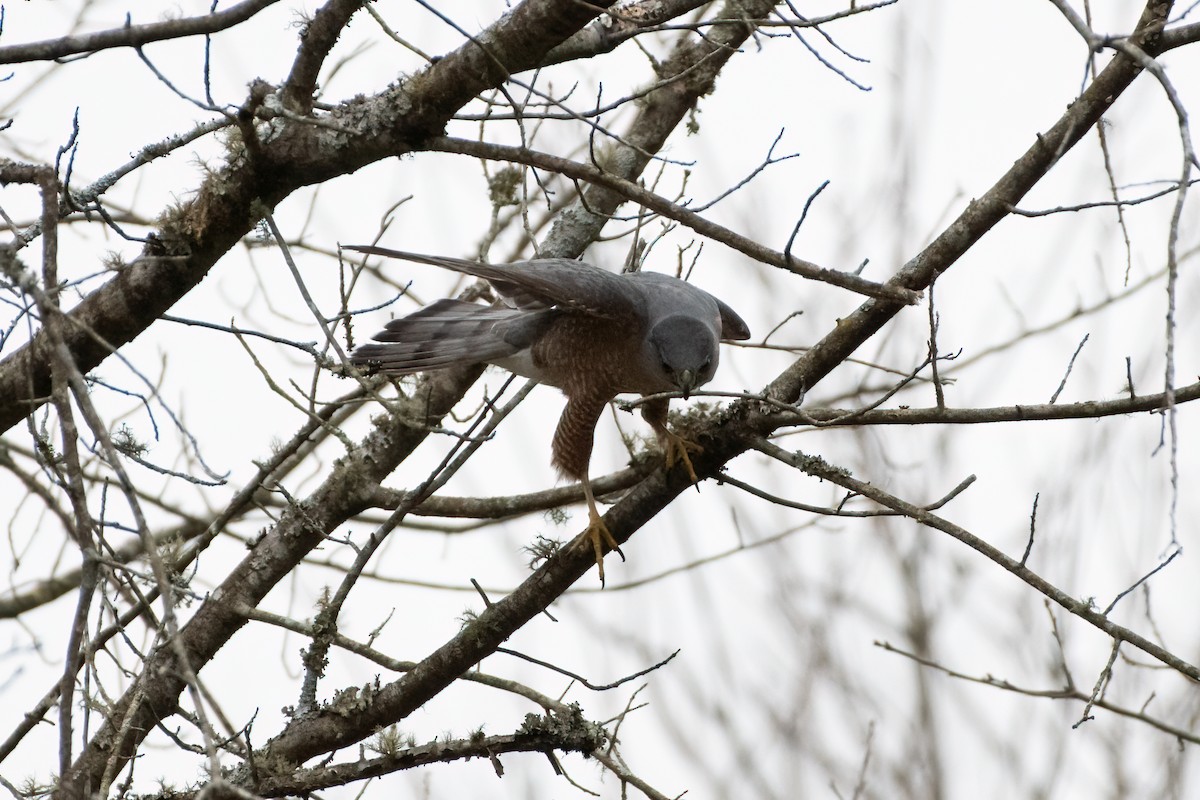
top-left (347, 246), bottom-right (750, 582)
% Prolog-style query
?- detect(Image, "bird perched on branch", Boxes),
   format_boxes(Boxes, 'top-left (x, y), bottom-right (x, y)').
top-left (346, 245), bottom-right (750, 583)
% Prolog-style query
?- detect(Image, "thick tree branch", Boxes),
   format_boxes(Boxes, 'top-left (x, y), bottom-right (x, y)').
top-left (281, 0), bottom-right (365, 114)
top-left (253, 708), bottom-right (605, 796)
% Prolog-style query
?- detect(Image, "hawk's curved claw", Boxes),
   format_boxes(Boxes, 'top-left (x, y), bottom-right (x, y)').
top-left (584, 512), bottom-right (625, 586)
top-left (660, 429), bottom-right (702, 484)
top-left (580, 477), bottom-right (624, 586)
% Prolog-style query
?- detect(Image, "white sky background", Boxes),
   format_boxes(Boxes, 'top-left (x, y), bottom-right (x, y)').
top-left (2, 1), bottom-right (1199, 798)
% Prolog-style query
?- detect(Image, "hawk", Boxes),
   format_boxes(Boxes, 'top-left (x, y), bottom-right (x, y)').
top-left (347, 246), bottom-right (750, 582)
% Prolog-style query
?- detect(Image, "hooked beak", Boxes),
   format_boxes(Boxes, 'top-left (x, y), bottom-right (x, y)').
top-left (676, 369), bottom-right (697, 399)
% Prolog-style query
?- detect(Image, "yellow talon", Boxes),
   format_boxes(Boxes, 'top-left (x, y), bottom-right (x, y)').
top-left (583, 516), bottom-right (624, 585)
top-left (660, 429), bottom-right (702, 484)
top-left (580, 477), bottom-right (624, 585)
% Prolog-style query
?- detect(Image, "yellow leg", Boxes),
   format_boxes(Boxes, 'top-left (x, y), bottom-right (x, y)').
top-left (581, 477), bottom-right (623, 585)
top-left (641, 397), bottom-right (702, 484)
top-left (658, 428), bottom-right (702, 484)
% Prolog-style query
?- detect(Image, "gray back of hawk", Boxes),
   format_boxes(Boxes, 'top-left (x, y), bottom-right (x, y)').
top-left (347, 245), bottom-right (750, 584)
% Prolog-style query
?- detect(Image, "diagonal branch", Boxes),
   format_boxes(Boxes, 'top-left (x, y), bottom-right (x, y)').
top-left (426, 135), bottom-right (920, 303)
top-left (765, 441), bottom-right (1198, 680)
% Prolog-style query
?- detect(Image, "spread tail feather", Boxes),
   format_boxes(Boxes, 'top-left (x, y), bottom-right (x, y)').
top-left (351, 299), bottom-right (525, 374)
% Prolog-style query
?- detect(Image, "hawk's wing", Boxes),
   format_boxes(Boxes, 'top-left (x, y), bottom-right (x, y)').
top-left (715, 297), bottom-right (751, 341)
top-left (623, 270), bottom-right (752, 342)
top-left (344, 245), bottom-right (644, 321)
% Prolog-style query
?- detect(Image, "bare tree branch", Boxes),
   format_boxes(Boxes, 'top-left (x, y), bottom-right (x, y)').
top-left (760, 440), bottom-right (1198, 681)
top-left (0, 0), bottom-right (283, 65)
top-left (426, 135), bottom-right (920, 303)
